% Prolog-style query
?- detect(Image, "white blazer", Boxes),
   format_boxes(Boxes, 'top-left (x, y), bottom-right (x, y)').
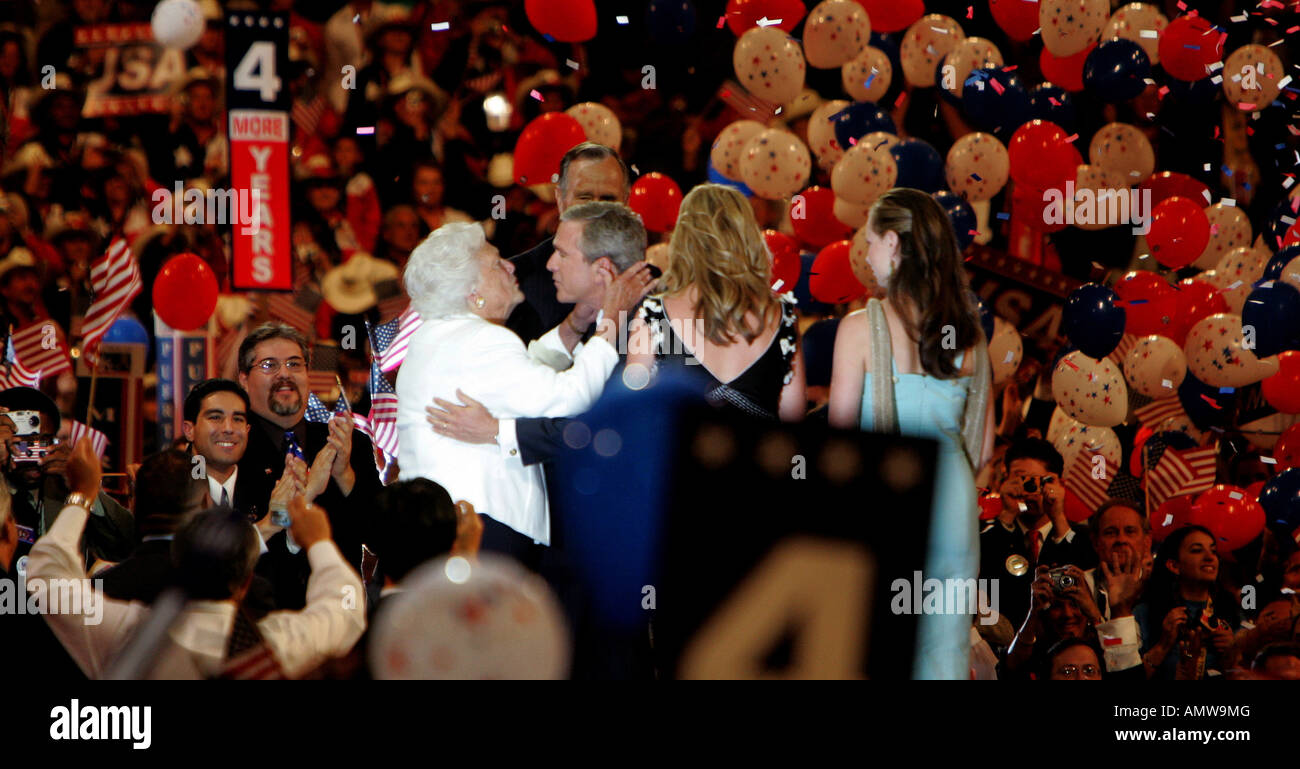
top-left (395, 314), bottom-right (619, 544)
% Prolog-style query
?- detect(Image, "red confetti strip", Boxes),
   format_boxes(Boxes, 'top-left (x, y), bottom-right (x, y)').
top-left (1064, 133), bottom-right (1079, 143)
top-left (1063, 358), bottom-right (1079, 370)
top-left (1200, 394), bottom-right (1222, 409)
top-left (717, 16), bottom-right (726, 28)
top-left (990, 78), bottom-right (1005, 95)
top-left (895, 92), bottom-right (907, 109)
top-left (967, 6), bottom-right (974, 19)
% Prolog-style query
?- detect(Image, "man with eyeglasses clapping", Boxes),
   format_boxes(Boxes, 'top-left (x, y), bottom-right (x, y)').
top-left (234, 322), bottom-right (379, 610)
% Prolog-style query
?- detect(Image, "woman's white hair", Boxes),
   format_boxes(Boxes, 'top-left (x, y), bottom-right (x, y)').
top-left (404, 222), bottom-right (487, 319)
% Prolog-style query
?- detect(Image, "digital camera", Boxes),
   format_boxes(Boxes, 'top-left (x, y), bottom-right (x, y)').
top-left (1020, 474), bottom-right (1057, 495)
top-left (1048, 566), bottom-right (1077, 593)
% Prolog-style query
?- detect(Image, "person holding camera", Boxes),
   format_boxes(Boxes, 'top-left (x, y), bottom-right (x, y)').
top-left (979, 438), bottom-right (1098, 629)
top-left (1134, 525), bottom-right (1241, 680)
top-left (0, 387), bottom-right (134, 572)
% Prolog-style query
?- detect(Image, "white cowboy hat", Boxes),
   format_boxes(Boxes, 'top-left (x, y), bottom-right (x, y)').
top-left (320, 253), bottom-right (401, 315)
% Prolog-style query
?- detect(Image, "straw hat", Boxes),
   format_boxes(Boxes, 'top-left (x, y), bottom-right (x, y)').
top-left (320, 253), bottom-right (400, 314)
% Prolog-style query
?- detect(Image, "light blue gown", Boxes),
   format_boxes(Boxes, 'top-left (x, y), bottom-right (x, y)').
top-left (861, 352), bottom-right (979, 680)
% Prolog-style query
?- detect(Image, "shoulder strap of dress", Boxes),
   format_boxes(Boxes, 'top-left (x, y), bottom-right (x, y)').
top-left (867, 298), bottom-right (898, 434)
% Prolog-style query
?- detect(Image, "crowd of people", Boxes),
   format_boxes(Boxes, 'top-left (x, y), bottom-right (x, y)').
top-left (1, 0), bottom-right (1299, 679)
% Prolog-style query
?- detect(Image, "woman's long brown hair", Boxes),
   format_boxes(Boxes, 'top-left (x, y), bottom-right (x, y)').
top-left (868, 188), bottom-right (980, 379)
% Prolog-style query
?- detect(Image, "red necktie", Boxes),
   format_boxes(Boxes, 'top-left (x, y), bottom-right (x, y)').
top-left (1030, 530), bottom-right (1042, 563)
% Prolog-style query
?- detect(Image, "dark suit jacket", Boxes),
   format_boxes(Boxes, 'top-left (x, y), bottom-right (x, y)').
top-left (236, 415), bottom-right (380, 609)
top-left (979, 519), bottom-right (1098, 630)
top-left (506, 237), bottom-right (570, 345)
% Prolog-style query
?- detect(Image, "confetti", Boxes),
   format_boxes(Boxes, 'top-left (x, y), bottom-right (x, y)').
top-left (1221, 198), bottom-right (1236, 206)
top-left (716, 16), bottom-right (726, 29)
top-left (1229, 491), bottom-right (1243, 500)
top-left (1063, 133), bottom-right (1079, 143)
top-left (757, 17), bottom-right (783, 27)
top-left (1161, 379), bottom-right (1173, 389)
top-left (996, 212), bottom-right (1011, 220)
top-left (430, 21), bottom-right (450, 31)
top-left (1219, 387), bottom-right (1235, 394)
top-left (772, 279), bottom-right (785, 291)
top-left (355, 126), bottom-right (374, 135)
top-left (1004, 350), bottom-right (1016, 363)
top-left (1163, 514), bottom-right (1175, 526)
top-left (1200, 394), bottom-right (1222, 409)
top-left (930, 26), bottom-right (950, 34)
top-left (1262, 456), bottom-right (1278, 464)
top-left (1139, 30), bottom-right (1159, 39)
top-left (969, 172), bottom-right (983, 181)
top-left (990, 78), bottom-right (1005, 95)
top-left (566, 58), bottom-right (579, 70)
top-left (967, 6), bottom-right (974, 19)
top-left (529, 89), bottom-right (543, 101)
top-left (616, 15), bottom-right (629, 24)
top-left (1063, 358), bottom-right (1079, 371)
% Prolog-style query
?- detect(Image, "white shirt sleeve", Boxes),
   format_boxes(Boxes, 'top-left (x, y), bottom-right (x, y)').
top-left (1096, 615), bottom-right (1143, 672)
top-left (258, 540), bottom-right (367, 678)
top-left (25, 504), bottom-right (147, 679)
top-left (496, 418), bottom-right (522, 464)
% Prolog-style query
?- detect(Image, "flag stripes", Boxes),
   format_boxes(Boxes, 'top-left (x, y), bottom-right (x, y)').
top-left (82, 238), bottom-right (143, 362)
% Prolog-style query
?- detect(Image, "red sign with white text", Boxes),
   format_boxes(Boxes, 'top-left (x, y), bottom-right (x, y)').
top-left (229, 110), bottom-right (291, 289)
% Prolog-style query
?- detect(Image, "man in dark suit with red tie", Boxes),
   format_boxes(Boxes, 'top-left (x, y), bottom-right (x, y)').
top-left (235, 322), bottom-right (379, 609)
top-left (980, 438), bottom-right (1098, 630)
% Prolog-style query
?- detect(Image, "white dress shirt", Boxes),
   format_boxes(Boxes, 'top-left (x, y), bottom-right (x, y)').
top-left (207, 468), bottom-right (237, 509)
top-left (27, 503), bottom-right (366, 679)
top-left (396, 314), bottom-right (618, 544)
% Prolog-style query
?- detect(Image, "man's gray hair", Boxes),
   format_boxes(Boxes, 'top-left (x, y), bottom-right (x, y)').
top-left (557, 142), bottom-right (629, 196)
top-left (560, 202), bottom-right (647, 273)
top-left (405, 222), bottom-right (487, 319)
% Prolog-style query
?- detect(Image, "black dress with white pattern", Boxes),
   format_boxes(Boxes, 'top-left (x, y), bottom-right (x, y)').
top-left (635, 294), bottom-right (798, 420)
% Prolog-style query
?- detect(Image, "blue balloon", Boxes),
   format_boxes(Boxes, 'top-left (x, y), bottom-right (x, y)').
top-left (1264, 244), bottom-right (1300, 281)
top-left (1063, 283), bottom-right (1126, 359)
top-left (706, 157), bottom-right (753, 197)
top-left (1261, 468), bottom-right (1300, 539)
top-left (1242, 281), bottom-right (1300, 357)
top-left (1265, 198), bottom-right (1300, 252)
top-left (831, 102), bottom-right (896, 150)
top-left (1178, 370), bottom-right (1237, 430)
top-left (962, 67), bottom-right (1031, 141)
top-left (103, 316), bottom-right (149, 345)
top-left (870, 31), bottom-right (902, 76)
top-left (973, 293), bottom-right (994, 342)
top-left (933, 190), bottom-right (976, 251)
top-left (889, 138), bottom-right (944, 193)
top-left (1084, 38), bottom-right (1151, 102)
top-left (1027, 83), bottom-right (1077, 133)
top-left (645, 0), bottom-right (697, 45)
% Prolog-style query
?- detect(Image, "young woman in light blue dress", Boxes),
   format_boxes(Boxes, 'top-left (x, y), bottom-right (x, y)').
top-left (828, 188), bottom-right (995, 680)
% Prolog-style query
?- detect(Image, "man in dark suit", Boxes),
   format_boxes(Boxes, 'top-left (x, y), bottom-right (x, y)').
top-left (234, 322), bottom-right (380, 609)
top-left (506, 142), bottom-right (631, 345)
top-left (980, 438), bottom-right (1098, 630)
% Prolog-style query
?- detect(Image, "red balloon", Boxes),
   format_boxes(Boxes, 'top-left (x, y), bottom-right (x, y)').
top-left (1141, 171), bottom-right (1211, 208)
top-left (978, 491), bottom-right (1002, 520)
top-left (153, 253), bottom-right (218, 331)
top-left (1263, 352), bottom-right (1300, 415)
top-left (1039, 43), bottom-right (1095, 93)
top-left (1169, 278), bottom-right (1228, 346)
top-left (990, 0), bottom-right (1042, 42)
top-left (1147, 196), bottom-right (1211, 269)
top-left (724, 0), bottom-right (806, 35)
top-left (1158, 15), bottom-right (1225, 82)
top-left (1011, 181), bottom-right (1068, 234)
top-left (856, 0), bottom-right (924, 33)
top-left (628, 173), bottom-right (683, 233)
top-left (1275, 423), bottom-right (1300, 469)
top-left (1131, 425), bottom-right (1155, 477)
top-left (513, 113), bottom-right (587, 186)
top-left (1245, 480), bottom-right (1266, 501)
top-left (1189, 484), bottom-right (1265, 551)
top-left (789, 186), bottom-right (852, 248)
top-left (1008, 120), bottom-right (1082, 192)
top-left (809, 240), bottom-right (866, 304)
top-left (1064, 489), bottom-right (1095, 523)
top-left (764, 229), bottom-right (802, 292)
top-left (525, 0), bottom-right (597, 42)
top-left (1114, 270), bottom-right (1178, 337)
top-left (1152, 493), bottom-right (1195, 543)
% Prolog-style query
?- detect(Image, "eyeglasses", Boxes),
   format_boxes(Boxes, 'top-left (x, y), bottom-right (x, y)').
top-left (1055, 664), bottom-right (1100, 678)
top-left (250, 358), bottom-right (306, 375)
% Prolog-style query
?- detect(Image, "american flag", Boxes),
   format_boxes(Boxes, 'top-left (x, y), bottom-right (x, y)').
top-left (1145, 442), bottom-right (1219, 511)
top-left (367, 359), bottom-right (399, 460)
top-left (1065, 451), bottom-right (1115, 516)
top-left (81, 238), bottom-right (142, 364)
top-left (10, 320), bottom-right (71, 377)
top-left (308, 371), bottom-right (337, 398)
top-left (67, 419), bottom-right (109, 459)
top-left (1, 334), bottom-right (41, 388)
top-left (305, 385), bottom-right (352, 424)
top-left (368, 308), bottom-right (422, 374)
top-left (266, 292), bottom-right (316, 336)
top-left (1106, 470), bottom-right (1145, 508)
top-left (1134, 396), bottom-right (1187, 428)
top-left (291, 94), bottom-right (326, 137)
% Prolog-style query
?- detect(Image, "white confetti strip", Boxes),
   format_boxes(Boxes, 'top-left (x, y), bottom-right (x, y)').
top-left (616, 15), bottom-right (629, 24)
top-left (1221, 198), bottom-right (1236, 206)
top-left (430, 21), bottom-right (449, 31)
top-left (1139, 29), bottom-right (1159, 38)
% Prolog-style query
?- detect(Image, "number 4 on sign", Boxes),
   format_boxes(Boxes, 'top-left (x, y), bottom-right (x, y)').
top-left (679, 538), bottom-right (873, 679)
top-left (234, 41), bottom-right (281, 102)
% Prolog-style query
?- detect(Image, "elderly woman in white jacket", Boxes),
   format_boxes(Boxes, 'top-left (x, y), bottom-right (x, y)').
top-left (396, 222), bottom-right (651, 549)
